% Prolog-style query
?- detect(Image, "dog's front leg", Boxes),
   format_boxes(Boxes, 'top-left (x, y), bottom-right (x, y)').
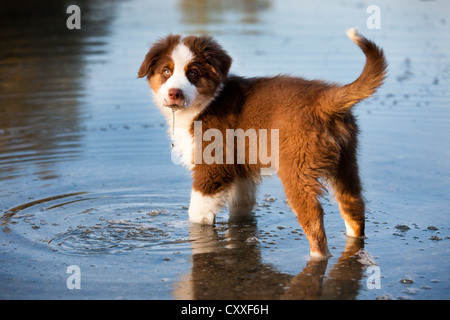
top-left (188, 188), bottom-right (228, 225)
top-left (188, 166), bottom-right (233, 225)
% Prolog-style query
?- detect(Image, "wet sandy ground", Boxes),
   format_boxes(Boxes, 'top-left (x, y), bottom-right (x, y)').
top-left (1, 0), bottom-right (449, 299)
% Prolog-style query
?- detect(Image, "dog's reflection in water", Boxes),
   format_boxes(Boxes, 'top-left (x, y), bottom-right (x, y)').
top-left (173, 217), bottom-right (368, 300)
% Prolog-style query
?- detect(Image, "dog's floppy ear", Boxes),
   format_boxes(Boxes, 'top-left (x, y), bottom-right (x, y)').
top-left (138, 43), bottom-right (161, 78)
top-left (138, 35), bottom-right (181, 78)
top-left (195, 36), bottom-right (232, 81)
top-left (208, 48), bottom-right (232, 81)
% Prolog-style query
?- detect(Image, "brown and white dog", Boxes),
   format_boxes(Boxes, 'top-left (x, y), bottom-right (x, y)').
top-left (138, 29), bottom-right (387, 259)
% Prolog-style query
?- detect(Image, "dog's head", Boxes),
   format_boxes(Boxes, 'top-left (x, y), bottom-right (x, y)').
top-left (138, 35), bottom-right (232, 111)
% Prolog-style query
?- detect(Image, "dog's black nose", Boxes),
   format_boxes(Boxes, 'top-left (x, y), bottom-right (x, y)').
top-left (168, 88), bottom-right (184, 100)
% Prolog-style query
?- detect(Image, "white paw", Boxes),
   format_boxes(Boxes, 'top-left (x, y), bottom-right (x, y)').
top-left (188, 189), bottom-right (227, 225)
top-left (189, 209), bottom-right (216, 225)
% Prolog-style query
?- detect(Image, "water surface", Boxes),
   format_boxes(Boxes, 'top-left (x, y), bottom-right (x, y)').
top-left (1, 0), bottom-right (449, 299)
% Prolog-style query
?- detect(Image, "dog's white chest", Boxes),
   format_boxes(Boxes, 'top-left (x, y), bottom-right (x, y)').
top-left (158, 103), bottom-right (202, 171)
top-left (171, 127), bottom-right (194, 170)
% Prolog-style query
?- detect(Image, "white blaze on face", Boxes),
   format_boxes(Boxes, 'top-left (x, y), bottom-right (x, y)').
top-left (155, 42), bottom-right (198, 108)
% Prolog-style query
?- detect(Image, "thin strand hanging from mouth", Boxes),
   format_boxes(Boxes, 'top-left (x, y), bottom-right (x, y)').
top-left (168, 105), bottom-right (185, 148)
top-left (163, 97), bottom-right (190, 148)
top-left (172, 108), bottom-right (176, 136)
top-left (166, 104), bottom-right (182, 138)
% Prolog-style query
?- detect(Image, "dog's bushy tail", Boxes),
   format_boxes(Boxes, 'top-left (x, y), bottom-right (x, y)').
top-left (326, 28), bottom-right (387, 115)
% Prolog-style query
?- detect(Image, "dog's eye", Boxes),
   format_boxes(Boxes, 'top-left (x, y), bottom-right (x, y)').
top-left (163, 68), bottom-right (171, 77)
top-left (187, 70), bottom-right (198, 78)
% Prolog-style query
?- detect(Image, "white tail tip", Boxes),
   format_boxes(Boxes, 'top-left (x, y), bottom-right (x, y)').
top-left (346, 27), bottom-right (362, 43)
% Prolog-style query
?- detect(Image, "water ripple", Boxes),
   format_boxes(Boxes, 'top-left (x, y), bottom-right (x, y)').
top-left (1, 190), bottom-right (191, 255)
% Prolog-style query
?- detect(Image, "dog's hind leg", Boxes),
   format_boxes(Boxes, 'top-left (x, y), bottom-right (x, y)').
top-left (293, 190), bottom-right (331, 259)
top-left (278, 167), bottom-right (331, 259)
top-left (331, 146), bottom-right (365, 238)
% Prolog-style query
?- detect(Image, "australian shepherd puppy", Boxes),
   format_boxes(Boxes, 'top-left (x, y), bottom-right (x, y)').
top-left (138, 28), bottom-right (387, 259)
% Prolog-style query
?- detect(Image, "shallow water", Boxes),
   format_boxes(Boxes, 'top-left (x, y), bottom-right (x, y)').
top-left (1, 0), bottom-right (449, 300)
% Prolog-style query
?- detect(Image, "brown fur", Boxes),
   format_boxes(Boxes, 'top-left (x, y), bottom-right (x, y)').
top-left (138, 31), bottom-right (387, 258)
